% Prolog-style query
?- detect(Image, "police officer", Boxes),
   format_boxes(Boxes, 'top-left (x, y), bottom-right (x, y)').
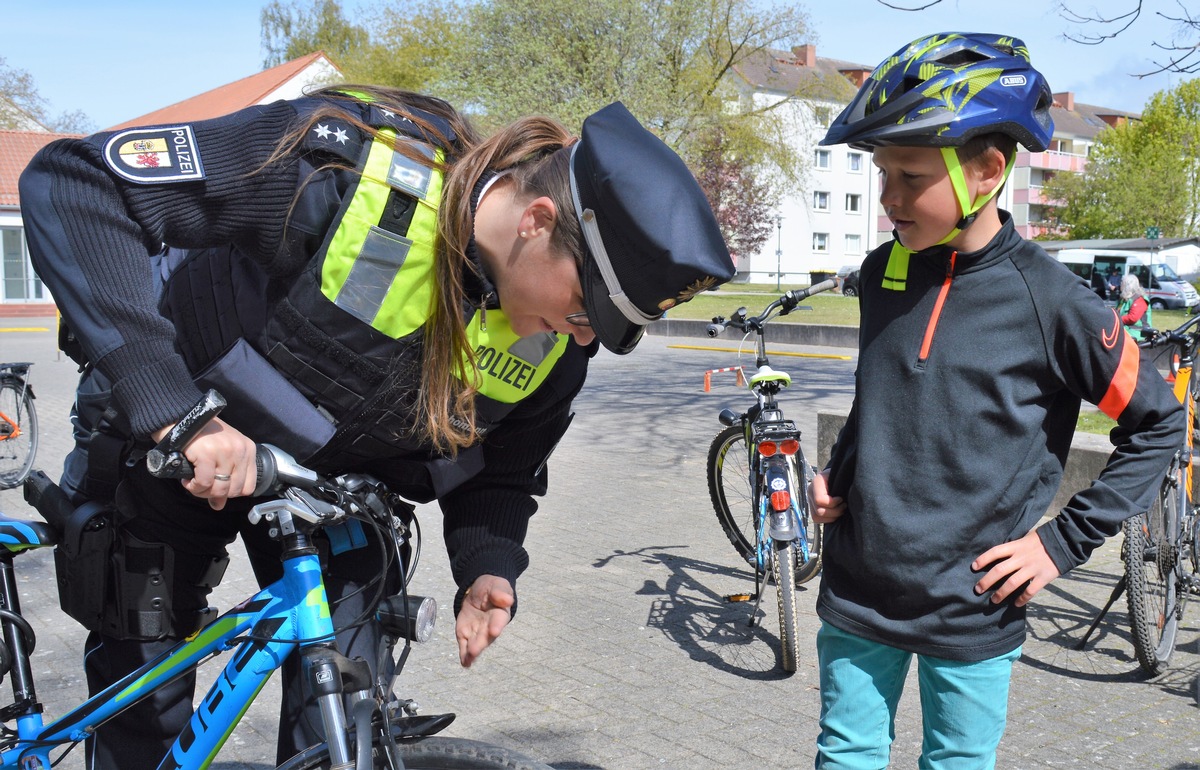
top-left (19, 85), bottom-right (734, 769)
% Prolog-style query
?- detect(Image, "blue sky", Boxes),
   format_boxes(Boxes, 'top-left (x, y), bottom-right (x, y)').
top-left (5, 0), bottom-right (1193, 131)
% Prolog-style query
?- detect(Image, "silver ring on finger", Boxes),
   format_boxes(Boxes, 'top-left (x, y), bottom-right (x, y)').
top-left (214, 473), bottom-right (232, 482)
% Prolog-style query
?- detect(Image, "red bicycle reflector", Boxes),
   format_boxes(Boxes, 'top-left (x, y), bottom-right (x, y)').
top-left (779, 439), bottom-right (800, 455)
top-left (770, 490), bottom-right (791, 511)
top-left (758, 442), bottom-right (777, 457)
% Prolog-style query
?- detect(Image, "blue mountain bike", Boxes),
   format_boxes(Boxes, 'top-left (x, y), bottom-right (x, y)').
top-left (2, 391), bottom-right (553, 770)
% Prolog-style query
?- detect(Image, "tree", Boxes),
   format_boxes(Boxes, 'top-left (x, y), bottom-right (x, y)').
top-left (875, 0), bottom-right (1200, 75)
top-left (0, 56), bottom-right (94, 133)
top-left (694, 130), bottom-right (774, 262)
top-left (1042, 83), bottom-right (1195, 238)
top-left (260, 0), bottom-right (465, 93)
top-left (261, 0), bottom-right (370, 69)
top-left (354, 1), bottom-right (469, 94)
top-left (1056, 0), bottom-right (1200, 76)
top-left (1140, 77), bottom-right (1200, 234)
top-left (448, 0), bottom-right (817, 256)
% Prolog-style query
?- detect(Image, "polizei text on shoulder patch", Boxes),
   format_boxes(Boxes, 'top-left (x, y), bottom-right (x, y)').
top-left (102, 125), bottom-right (206, 184)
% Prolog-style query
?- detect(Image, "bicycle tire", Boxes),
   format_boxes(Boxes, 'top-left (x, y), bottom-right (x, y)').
top-left (790, 453), bottom-right (823, 584)
top-left (1122, 464), bottom-right (1183, 675)
top-left (279, 734), bottom-right (555, 770)
top-left (772, 538), bottom-right (801, 673)
top-left (707, 426), bottom-right (822, 583)
top-left (0, 376), bottom-right (37, 490)
top-left (708, 425), bottom-right (757, 566)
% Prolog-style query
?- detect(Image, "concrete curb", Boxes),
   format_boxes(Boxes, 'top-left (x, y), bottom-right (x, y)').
top-left (648, 318), bottom-right (859, 348)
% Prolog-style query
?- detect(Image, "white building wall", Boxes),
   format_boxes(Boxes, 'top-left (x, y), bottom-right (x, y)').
top-left (740, 94), bottom-right (879, 285)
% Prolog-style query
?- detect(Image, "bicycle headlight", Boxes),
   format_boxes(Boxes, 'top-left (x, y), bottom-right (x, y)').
top-left (377, 594), bottom-right (437, 643)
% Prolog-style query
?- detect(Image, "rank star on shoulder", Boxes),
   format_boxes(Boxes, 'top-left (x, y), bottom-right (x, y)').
top-left (313, 123), bottom-right (333, 140)
top-left (332, 127), bottom-right (349, 144)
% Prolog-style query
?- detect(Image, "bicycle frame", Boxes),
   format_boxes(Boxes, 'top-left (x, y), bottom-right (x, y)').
top-left (1170, 340), bottom-right (1195, 498)
top-left (742, 385), bottom-right (812, 575)
top-left (0, 541), bottom-right (333, 770)
top-left (1165, 322), bottom-right (1200, 593)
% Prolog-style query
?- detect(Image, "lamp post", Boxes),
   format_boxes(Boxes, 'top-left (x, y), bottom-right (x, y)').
top-left (774, 214), bottom-right (783, 292)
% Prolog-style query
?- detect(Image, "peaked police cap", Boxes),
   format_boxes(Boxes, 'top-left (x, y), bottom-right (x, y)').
top-left (569, 102), bottom-right (734, 354)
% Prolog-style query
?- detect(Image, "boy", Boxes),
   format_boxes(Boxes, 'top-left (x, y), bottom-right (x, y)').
top-left (810, 33), bottom-right (1184, 768)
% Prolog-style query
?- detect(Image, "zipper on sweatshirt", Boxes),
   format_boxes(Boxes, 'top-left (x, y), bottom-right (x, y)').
top-left (917, 250), bottom-right (957, 367)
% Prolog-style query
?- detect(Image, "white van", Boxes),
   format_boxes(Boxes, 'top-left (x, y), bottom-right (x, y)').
top-left (1054, 248), bottom-right (1199, 310)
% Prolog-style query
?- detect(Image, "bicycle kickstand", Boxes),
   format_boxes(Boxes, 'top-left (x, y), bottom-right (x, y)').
top-left (1074, 574), bottom-right (1127, 650)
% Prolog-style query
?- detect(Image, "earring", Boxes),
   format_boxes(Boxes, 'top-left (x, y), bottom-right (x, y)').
top-left (520, 231), bottom-right (528, 238)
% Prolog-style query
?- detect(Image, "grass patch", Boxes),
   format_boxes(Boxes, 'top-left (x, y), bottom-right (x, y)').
top-left (671, 285), bottom-right (861, 326)
top-left (670, 284), bottom-right (1196, 332)
top-left (1076, 409), bottom-right (1117, 436)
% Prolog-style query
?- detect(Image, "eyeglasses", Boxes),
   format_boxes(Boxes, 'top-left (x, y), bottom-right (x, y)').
top-left (565, 312), bottom-right (592, 328)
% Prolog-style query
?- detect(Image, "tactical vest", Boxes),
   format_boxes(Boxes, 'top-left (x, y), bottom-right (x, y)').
top-left (162, 99), bottom-right (570, 495)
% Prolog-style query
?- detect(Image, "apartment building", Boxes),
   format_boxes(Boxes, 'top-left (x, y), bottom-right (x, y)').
top-left (998, 92), bottom-right (1137, 240)
top-left (730, 45), bottom-right (876, 284)
top-left (732, 45), bottom-right (1137, 284)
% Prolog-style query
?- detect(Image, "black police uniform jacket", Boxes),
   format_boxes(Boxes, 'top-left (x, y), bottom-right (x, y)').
top-left (19, 96), bottom-right (593, 599)
top-left (821, 214), bottom-right (1184, 662)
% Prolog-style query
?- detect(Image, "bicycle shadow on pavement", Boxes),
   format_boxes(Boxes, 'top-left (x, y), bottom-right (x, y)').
top-left (1020, 563), bottom-right (1200, 697)
top-left (594, 545), bottom-right (815, 681)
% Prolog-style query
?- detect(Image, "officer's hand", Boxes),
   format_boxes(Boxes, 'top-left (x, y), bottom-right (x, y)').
top-left (151, 417), bottom-right (257, 510)
top-left (456, 574), bottom-right (514, 668)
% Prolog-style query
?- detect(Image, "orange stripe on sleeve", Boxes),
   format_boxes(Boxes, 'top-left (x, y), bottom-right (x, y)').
top-left (1097, 331), bottom-right (1140, 419)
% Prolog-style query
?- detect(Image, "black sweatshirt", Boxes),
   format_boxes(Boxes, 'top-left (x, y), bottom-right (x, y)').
top-left (821, 215), bottom-right (1185, 661)
top-left (18, 99), bottom-right (588, 603)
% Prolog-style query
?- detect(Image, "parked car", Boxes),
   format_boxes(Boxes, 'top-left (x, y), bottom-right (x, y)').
top-left (837, 265), bottom-right (861, 297)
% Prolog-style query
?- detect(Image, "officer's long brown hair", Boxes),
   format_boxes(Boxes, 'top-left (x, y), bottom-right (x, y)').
top-left (281, 85), bottom-right (583, 454)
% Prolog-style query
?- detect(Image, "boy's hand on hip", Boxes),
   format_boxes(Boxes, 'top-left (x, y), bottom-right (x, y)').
top-left (972, 529), bottom-right (1060, 607)
top-left (811, 470), bottom-right (846, 524)
top-left (456, 575), bottom-right (514, 668)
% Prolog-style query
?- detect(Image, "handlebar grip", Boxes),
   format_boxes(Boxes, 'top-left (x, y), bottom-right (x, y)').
top-left (706, 323), bottom-right (723, 337)
top-left (146, 390), bottom-right (227, 479)
top-left (801, 278), bottom-right (840, 298)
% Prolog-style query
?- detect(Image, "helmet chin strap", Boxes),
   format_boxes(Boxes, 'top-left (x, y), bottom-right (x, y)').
top-left (882, 147), bottom-right (1015, 292)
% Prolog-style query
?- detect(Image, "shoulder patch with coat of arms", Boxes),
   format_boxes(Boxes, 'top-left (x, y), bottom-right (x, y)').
top-left (102, 125), bottom-right (205, 184)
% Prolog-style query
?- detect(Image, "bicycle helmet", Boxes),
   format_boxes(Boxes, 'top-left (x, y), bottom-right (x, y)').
top-left (820, 32), bottom-right (1053, 151)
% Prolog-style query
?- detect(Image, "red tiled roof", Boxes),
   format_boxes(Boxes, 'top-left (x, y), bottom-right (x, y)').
top-left (0, 130), bottom-right (83, 208)
top-left (106, 51), bottom-right (338, 130)
top-left (732, 46), bottom-right (868, 103)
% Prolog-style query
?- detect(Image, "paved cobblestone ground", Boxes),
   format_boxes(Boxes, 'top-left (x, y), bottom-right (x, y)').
top-left (2, 317), bottom-right (1198, 769)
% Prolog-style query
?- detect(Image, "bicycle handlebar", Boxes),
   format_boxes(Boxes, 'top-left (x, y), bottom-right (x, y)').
top-left (144, 389), bottom-right (324, 497)
top-left (1137, 312), bottom-right (1200, 351)
top-left (706, 278), bottom-right (841, 337)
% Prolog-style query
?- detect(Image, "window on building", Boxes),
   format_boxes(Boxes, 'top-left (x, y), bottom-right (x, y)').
top-left (815, 149), bottom-right (831, 169)
top-left (812, 105), bottom-right (834, 126)
top-left (813, 232), bottom-right (829, 252)
top-left (813, 191), bottom-right (830, 211)
top-left (845, 193), bottom-right (862, 213)
top-left (845, 234), bottom-right (861, 254)
top-left (847, 152), bottom-right (864, 172)
top-left (1, 228), bottom-right (43, 303)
